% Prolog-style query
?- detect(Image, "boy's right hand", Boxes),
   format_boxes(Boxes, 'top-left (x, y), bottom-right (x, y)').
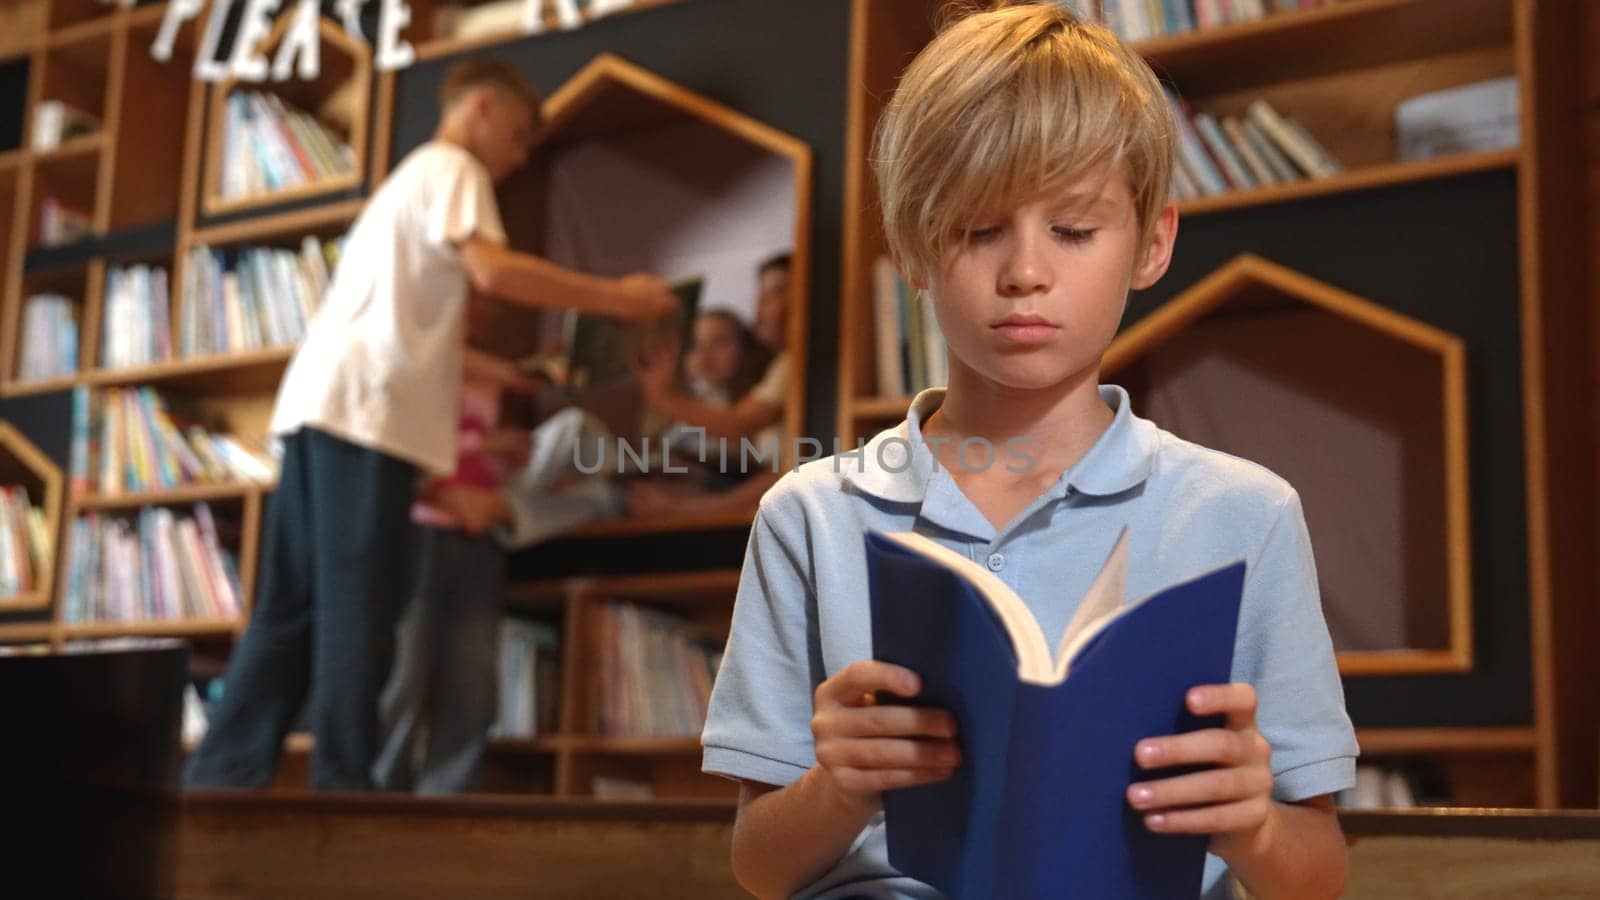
top-left (616, 273), bottom-right (679, 322)
top-left (810, 660), bottom-right (961, 814)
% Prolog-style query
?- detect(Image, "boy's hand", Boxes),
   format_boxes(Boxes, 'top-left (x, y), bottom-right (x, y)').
top-left (478, 427), bottom-right (533, 468)
top-left (810, 660), bottom-right (961, 816)
top-left (616, 273), bottom-right (679, 322)
top-left (1127, 683), bottom-right (1276, 858)
top-left (430, 485), bottom-right (511, 535)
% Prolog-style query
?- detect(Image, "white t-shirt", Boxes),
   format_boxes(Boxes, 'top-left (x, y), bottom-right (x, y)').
top-left (269, 141), bottom-right (507, 475)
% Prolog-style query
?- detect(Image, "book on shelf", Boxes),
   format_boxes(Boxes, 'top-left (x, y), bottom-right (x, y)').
top-left (869, 256), bottom-right (947, 400)
top-left (1163, 89), bottom-right (1342, 200)
top-left (31, 99), bottom-right (99, 152)
top-left (16, 294), bottom-right (78, 381)
top-left (593, 600), bottom-right (722, 738)
top-left (0, 486), bottom-right (48, 601)
top-left (62, 501), bottom-right (243, 626)
top-left (38, 196), bottom-right (94, 247)
top-left (180, 235), bottom-right (342, 357)
top-left (68, 386), bottom-right (279, 498)
top-left (1089, 0), bottom-right (1328, 43)
top-left (220, 89), bottom-right (357, 201)
top-left (1395, 76), bottom-right (1519, 162)
top-left (492, 616), bottom-right (563, 739)
top-left (100, 263), bottom-right (173, 370)
top-left (867, 528), bottom-right (1245, 899)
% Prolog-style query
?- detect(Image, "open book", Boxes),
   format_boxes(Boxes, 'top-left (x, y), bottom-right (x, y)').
top-left (866, 529), bottom-right (1246, 900)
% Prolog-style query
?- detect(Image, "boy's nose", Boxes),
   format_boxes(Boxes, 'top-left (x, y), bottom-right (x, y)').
top-left (998, 235), bottom-right (1053, 296)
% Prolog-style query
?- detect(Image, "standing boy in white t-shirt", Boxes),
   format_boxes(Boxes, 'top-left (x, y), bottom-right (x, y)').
top-left (184, 60), bottom-right (677, 791)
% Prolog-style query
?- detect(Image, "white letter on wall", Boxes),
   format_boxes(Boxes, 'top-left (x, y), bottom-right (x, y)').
top-left (194, 0), bottom-right (235, 82)
top-left (335, 0), bottom-right (367, 39)
top-left (152, 0), bottom-right (204, 62)
top-left (376, 0), bottom-right (415, 71)
top-left (228, 0), bottom-right (280, 82)
top-left (586, 0), bottom-right (634, 18)
top-left (272, 0), bottom-right (322, 81)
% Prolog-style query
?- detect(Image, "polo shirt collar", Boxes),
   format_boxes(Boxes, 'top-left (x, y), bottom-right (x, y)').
top-left (842, 384), bottom-right (1158, 503)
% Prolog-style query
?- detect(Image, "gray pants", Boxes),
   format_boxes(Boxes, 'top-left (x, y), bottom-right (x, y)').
top-left (372, 525), bottom-right (506, 794)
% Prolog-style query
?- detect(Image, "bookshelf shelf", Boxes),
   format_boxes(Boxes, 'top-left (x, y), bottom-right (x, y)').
top-left (60, 617), bottom-right (240, 640)
top-left (3, 375), bottom-right (75, 398)
top-left (73, 481), bottom-right (268, 512)
top-left (0, 148), bottom-right (24, 171)
top-left (44, 14), bottom-right (119, 48)
top-left (31, 131), bottom-right (102, 166)
top-left (1175, 148), bottom-right (1521, 217)
top-left (562, 507), bottom-right (757, 540)
top-left (83, 345), bottom-right (297, 393)
top-left (190, 198), bottom-right (364, 247)
top-left (558, 736), bottom-right (704, 756)
top-left (0, 621), bottom-right (54, 643)
top-left (1136, 0), bottom-right (1510, 94)
top-left (1356, 727), bottom-right (1539, 756)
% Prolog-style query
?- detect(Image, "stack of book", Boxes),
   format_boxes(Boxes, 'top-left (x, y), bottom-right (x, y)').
top-left (68, 386), bottom-right (278, 498)
top-left (1164, 90), bottom-right (1342, 200)
top-left (1073, 0), bottom-right (1330, 41)
top-left (61, 502), bottom-right (244, 625)
top-left (492, 617), bottom-right (563, 738)
top-left (0, 486), bottom-right (49, 602)
top-left (179, 235), bottom-right (341, 357)
top-left (219, 90), bottom-right (357, 201)
top-left (37, 196), bottom-right (93, 247)
top-left (592, 601), bottom-right (722, 737)
top-left (16, 294), bottom-right (78, 381)
top-left (871, 256), bottom-right (948, 400)
top-left (100, 263), bottom-right (173, 370)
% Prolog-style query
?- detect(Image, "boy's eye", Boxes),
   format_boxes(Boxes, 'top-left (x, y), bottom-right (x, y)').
top-left (961, 226), bottom-right (1001, 243)
top-left (1054, 227), bottom-right (1096, 243)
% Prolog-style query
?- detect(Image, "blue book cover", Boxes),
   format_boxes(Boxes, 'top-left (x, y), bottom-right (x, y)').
top-left (867, 529), bottom-right (1245, 899)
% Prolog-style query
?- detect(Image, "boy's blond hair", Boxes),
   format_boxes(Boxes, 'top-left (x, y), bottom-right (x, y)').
top-left (874, 1), bottom-right (1175, 284)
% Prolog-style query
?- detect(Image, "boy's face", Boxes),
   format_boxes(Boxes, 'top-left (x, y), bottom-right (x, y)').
top-left (754, 265), bottom-right (789, 349)
top-left (468, 89), bottom-right (537, 182)
top-left (687, 316), bottom-right (743, 392)
top-left (925, 162), bottom-right (1175, 393)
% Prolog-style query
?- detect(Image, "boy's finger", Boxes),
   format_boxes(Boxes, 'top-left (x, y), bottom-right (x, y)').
top-left (1186, 683), bottom-right (1257, 729)
top-left (1135, 728), bottom-right (1269, 770)
top-left (819, 661), bottom-right (921, 705)
top-left (1141, 796), bottom-right (1271, 836)
top-left (832, 705), bottom-right (958, 740)
top-left (817, 737), bottom-right (961, 772)
top-left (1127, 764), bottom-right (1273, 811)
top-left (829, 766), bottom-right (957, 796)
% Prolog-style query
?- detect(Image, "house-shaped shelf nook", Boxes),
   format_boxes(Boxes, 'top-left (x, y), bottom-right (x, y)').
top-left (1104, 254), bottom-right (1471, 677)
top-left (0, 421), bottom-right (62, 613)
top-left (202, 10), bottom-right (371, 217)
top-left (492, 54), bottom-right (812, 536)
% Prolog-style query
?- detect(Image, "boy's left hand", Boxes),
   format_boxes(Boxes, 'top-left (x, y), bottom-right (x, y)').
top-left (1126, 683), bottom-right (1276, 859)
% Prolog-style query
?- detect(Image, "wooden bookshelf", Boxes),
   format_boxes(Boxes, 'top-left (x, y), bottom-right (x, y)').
top-left (834, 0), bottom-right (1592, 808)
top-left (200, 12), bottom-right (370, 218)
top-left (73, 481), bottom-right (269, 513)
top-left (0, 421), bottom-right (62, 613)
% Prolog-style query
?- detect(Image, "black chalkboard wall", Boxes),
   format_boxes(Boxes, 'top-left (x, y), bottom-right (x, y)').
top-left (0, 2), bottom-right (1536, 732)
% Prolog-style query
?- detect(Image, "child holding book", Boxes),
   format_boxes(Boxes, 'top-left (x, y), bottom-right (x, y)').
top-left (183, 60), bottom-right (677, 791)
top-left (700, 4), bottom-right (1357, 898)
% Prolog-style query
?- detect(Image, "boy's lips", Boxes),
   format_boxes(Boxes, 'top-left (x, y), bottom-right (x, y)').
top-left (991, 314), bottom-right (1060, 345)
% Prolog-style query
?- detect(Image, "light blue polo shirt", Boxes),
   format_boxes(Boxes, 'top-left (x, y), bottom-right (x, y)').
top-left (702, 384), bottom-right (1359, 899)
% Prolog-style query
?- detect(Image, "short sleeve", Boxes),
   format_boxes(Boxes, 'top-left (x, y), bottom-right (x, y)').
top-left (701, 489), bottom-right (821, 787)
top-left (749, 352), bottom-right (790, 408)
top-left (425, 151), bottom-right (507, 249)
top-left (1235, 490), bottom-right (1360, 803)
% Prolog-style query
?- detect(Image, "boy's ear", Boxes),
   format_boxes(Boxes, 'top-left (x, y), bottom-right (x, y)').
top-left (1130, 202), bottom-right (1179, 291)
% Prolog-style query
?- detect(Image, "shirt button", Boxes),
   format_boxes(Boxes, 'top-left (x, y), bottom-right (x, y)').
top-left (986, 553), bottom-right (1004, 572)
